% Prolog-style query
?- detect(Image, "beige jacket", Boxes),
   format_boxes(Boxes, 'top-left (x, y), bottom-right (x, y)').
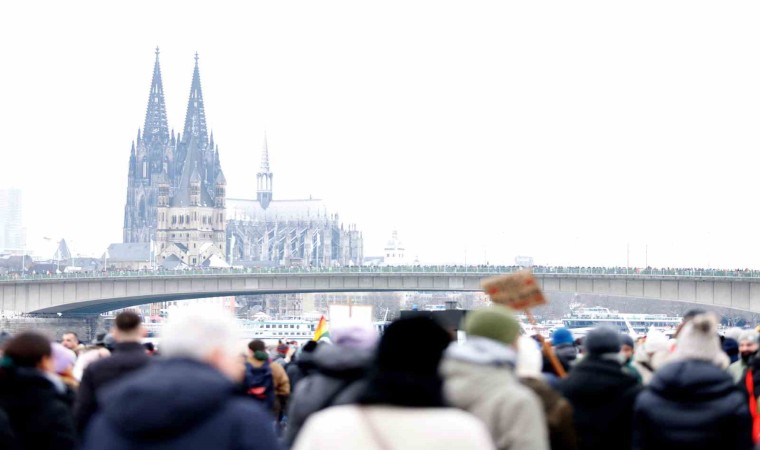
top-left (441, 339), bottom-right (550, 450)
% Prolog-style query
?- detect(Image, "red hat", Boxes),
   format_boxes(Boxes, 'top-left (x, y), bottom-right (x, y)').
top-left (276, 343), bottom-right (289, 355)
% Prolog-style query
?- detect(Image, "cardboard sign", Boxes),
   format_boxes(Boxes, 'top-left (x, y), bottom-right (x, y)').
top-left (481, 270), bottom-right (547, 311)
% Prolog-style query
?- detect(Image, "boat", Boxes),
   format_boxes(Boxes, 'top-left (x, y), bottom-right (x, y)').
top-left (239, 318), bottom-right (317, 344)
top-left (562, 306), bottom-right (681, 337)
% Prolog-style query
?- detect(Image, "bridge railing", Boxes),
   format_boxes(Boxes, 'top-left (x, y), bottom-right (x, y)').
top-left (2, 265), bottom-right (760, 282)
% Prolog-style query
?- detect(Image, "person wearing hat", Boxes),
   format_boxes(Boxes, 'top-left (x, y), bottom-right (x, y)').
top-left (619, 334), bottom-right (642, 384)
top-left (516, 336), bottom-right (577, 450)
top-left (441, 307), bottom-right (549, 450)
top-left (557, 327), bottom-right (641, 450)
top-left (727, 329), bottom-right (759, 383)
top-left (634, 313), bottom-right (751, 450)
top-left (284, 324), bottom-right (378, 448)
top-left (549, 328), bottom-right (578, 376)
top-left (292, 316), bottom-right (495, 450)
top-left (631, 328), bottom-right (670, 385)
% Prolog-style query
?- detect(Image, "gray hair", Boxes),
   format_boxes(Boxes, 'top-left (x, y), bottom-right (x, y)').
top-left (160, 307), bottom-right (240, 361)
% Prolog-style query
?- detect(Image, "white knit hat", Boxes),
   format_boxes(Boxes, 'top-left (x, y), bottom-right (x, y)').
top-left (644, 328), bottom-right (669, 354)
top-left (737, 329), bottom-right (759, 344)
top-left (516, 335), bottom-right (543, 378)
top-left (674, 313), bottom-right (729, 368)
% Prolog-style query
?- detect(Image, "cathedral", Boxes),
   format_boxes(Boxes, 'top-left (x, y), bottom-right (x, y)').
top-left (226, 137), bottom-right (364, 267)
top-left (121, 48), bottom-right (362, 270)
top-left (122, 49), bottom-right (227, 268)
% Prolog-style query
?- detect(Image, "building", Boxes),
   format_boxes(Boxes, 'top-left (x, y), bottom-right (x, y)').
top-left (0, 189), bottom-right (24, 254)
top-left (383, 230), bottom-right (406, 266)
top-left (122, 49), bottom-right (226, 268)
top-left (226, 138), bottom-right (363, 267)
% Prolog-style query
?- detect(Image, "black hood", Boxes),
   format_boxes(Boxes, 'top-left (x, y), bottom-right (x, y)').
top-left (650, 359), bottom-right (735, 402)
top-left (99, 358), bottom-right (238, 441)
top-left (559, 356), bottom-right (639, 402)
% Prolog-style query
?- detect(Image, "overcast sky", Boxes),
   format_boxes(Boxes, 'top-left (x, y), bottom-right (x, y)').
top-left (2, 1), bottom-right (760, 268)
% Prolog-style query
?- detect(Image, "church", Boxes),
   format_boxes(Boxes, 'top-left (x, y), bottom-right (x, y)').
top-left (122, 49), bottom-right (227, 268)
top-left (119, 49), bottom-right (362, 269)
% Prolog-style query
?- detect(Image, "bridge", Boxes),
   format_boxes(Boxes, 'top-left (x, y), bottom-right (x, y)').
top-left (3, 266), bottom-right (760, 314)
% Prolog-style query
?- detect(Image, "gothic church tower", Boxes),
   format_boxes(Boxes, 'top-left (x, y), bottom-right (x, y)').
top-left (123, 50), bottom-right (227, 267)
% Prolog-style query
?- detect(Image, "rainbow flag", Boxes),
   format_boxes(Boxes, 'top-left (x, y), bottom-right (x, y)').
top-left (313, 315), bottom-right (329, 341)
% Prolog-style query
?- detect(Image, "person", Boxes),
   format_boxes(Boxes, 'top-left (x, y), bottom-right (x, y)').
top-left (723, 336), bottom-right (740, 365)
top-left (633, 313), bottom-right (751, 450)
top-left (728, 330), bottom-right (759, 383)
top-left (286, 340), bottom-right (319, 392)
top-left (631, 328), bottom-right (669, 385)
top-left (244, 340), bottom-right (277, 413)
top-left (441, 307), bottom-right (549, 450)
top-left (550, 328), bottom-right (577, 374)
top-left (0, 332), bottom-right (76, 450)
top-left (273, 342), bottom-right (290, 365)
top-left (285, 324), bottom-right (378, 448)
top-left (557, 327), bottom-right (641, 450)
top-left (61, 332), bottom-right (84, 355)
top-left (51, 342), bottom-right (79, 390)
top-left (620, 334), bottom-right (642, 383)
top-left (0, 407), bottom-right (14, 450)
top-left (247, 340), bottom-right (290, 419)
top-left (516, 335), bottom-right (577, 450)
top-left (75, 311), bottom-right (151, 434)
top-left (71, 345), bottom-right (110, 382)
top-left (80, 308), bottom-right (281, 450)
top-left (292, 316), bottom-right (495, 450)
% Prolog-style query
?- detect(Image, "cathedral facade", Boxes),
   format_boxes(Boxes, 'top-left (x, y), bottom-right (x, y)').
top-left (227, 138), bottom-right (363, 267)
top-left (122, 49), bottom-right (226, 267)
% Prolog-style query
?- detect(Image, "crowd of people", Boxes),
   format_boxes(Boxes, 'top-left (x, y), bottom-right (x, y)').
top-left (1, 304), bottom-right (760, 449)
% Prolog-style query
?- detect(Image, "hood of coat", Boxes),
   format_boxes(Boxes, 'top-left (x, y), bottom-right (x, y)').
top-left (649, 359), bottom-right (736, 402)
top-left (441, 347), bottom-right (520, 411)
top-left (313, 344), bottom-right (374, 379)
top-left (444, 337), bottom-right (517, 368)
top-left (99, 358), bottom-right (238, 441)
top-left (557, 356), bottom-right (638, 402)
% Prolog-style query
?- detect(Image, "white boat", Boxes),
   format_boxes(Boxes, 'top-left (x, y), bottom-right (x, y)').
top-left (562, 306), bottom-right (681, 337)
top-left (239, 318), bottom-right (317, 344)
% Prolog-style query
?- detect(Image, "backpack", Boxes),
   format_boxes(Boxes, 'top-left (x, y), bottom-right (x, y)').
top-left (244, 360), bottom-right (275, 411)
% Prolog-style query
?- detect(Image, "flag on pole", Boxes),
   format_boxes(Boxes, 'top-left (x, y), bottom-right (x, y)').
top-left (312, 315), bottom-right (329, 341)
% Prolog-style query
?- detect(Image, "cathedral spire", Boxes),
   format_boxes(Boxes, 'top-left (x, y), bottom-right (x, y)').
top-left (261, 132), bottom-right (271, 172)
top-left (257, 133), bottom-right (273, 209)
top-left (182, 52), bottom-right (208, 143)
top-left (143, 46), bottom-right (170, 144)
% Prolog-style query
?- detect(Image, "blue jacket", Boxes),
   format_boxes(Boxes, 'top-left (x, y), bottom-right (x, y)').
top-left (81, 358), bottom-right (281, 450)
top-left (633, 359), bottom-right (753, 450)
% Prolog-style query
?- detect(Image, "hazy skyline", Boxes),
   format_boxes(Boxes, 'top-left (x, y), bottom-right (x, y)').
top-left (2, 1), bottom-right (760, 267)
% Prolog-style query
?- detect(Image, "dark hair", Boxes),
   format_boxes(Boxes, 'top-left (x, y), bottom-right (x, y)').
top-left (143, 342), bottom-right (155, 352)
top-left (4, 332), bottom-right (52, 368)
top-left (63, 331), bottom-right (79, 341)
top-left (248, 339), bottom-right (266, 352)
top-left (114, 311), bottom-right (142, 332)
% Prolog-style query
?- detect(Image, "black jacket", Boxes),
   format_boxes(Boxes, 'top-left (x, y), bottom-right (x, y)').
top-left (633, 359), bottom-right (753, 450)
top-left (557, 356), bottom-right (641, 450)
top-left (0, 368), bottom-right (76, 450)
top-left (283, 345), bottom-right (374, 448)
top-left (74, 342), bottom-right (150, 434)
top-left (80, 358), bottom-right (280, 450)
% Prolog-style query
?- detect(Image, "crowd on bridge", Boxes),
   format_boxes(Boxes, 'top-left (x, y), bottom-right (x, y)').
top-left (3, 303), bottom-right (760, 449)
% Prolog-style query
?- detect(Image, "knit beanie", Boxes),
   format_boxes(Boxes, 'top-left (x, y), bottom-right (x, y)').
top-left (644, 328), bottom-right (669, 353)
top-left (552, 328), bottom-right (574, 347)
top-left (464, 307), bottom-right (521, 346)
top-left (724, 327), bottom-right (743, 342)
top-left (674, 312), bottom-right (728, 368)
top-left (331, 323), bottom-right (379, 350)
top-left (516, 335), bottom-right (543, 378)
top-left (51, 342), bottom-right (76, 374)
top-left (584, 327), bottom-right (621, 356)
top-left (737, 329), bottom-right (759, 344)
